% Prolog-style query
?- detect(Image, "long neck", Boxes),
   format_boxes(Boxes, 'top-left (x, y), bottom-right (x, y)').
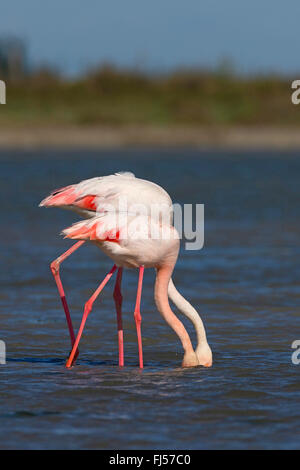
top-left (154, 264), bottom-right (194, 356)
top-left (168, 277), bottom-right (208, 347)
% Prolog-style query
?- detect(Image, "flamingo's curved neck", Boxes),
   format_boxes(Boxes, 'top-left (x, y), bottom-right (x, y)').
top-left (168, 278), bottom-right (208, 348)
top-left (154, 265), bottom-right (194, 355)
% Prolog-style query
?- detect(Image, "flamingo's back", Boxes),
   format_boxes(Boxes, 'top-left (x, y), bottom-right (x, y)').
top-left (62, 212), bottom-right (179, 269)
top-left (39, 172), bottom-right (172, 221)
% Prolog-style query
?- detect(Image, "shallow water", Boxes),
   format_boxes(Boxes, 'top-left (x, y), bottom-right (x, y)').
top-left (0, 148), bottom-right (299, 449)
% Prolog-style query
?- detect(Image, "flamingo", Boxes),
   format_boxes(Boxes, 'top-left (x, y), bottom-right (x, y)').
top-left (40, 172), bottom-right (212, 368)
top-left (40, 172), bottom-right (172, 365)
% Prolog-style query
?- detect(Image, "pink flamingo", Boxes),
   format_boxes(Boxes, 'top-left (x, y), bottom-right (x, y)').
top-left (40, 172), bottom-right (212, 368)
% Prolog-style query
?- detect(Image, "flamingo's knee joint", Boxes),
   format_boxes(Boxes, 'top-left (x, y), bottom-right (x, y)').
top-left (134, 311), bottom-right (142, 323)
top-left (50, 260), bottom-right (60, 275)
top-left (84, 301), bottom-right (93, 317)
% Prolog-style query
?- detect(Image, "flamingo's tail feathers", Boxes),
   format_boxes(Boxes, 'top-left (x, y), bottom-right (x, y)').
top-left (39, 172), bottom-right (135, 211)
top-left (39, 185), bottom-right (77, 208)
top-left (62, 219), bottom-right (98, 240)
top-left (39, 186), bottom-right (98, 212)
top-left (62, 217), bottom-right (120, 243)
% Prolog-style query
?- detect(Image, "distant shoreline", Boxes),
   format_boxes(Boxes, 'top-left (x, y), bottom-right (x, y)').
top-left (0, 125), bottom-right (300, 150)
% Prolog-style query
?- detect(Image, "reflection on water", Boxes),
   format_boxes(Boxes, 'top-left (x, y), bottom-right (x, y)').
top-left (0, 149), bottom-right (299, 449)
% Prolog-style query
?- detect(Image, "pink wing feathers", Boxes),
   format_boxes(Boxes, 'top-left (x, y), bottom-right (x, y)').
top-left (62, 215), bottom-right (121, 243)
top-left (62, 212), bottom-right (172, 246)
top-left (39, 172), bottom-right (136, 214)
top-left (39, 185), bottom-right (97, 211)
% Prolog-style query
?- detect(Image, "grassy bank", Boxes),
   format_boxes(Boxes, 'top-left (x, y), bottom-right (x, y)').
top-left (0, 66), bottom-right (298, 127)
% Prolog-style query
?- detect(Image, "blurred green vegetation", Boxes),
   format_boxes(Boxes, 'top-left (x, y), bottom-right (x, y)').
top-left (0, 65), bottom-right (298, 126)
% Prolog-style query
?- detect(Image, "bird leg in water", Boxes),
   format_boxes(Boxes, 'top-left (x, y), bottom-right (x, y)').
top-left (113, 268), bottom-right (124, 367)
top-left (134, 266), bottom-right (144, 369)
top-left (50, 240), bottom-right (85, 358)
top-left (66, 264), bottom-right (117, 368)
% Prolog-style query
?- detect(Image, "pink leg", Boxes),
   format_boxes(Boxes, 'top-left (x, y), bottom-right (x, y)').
top-left (134, 266), bottom-right (144, 369)
top-left (50, 240), bottom-right (85, 354)
top-left (66, 264), bottom-right (117, 368)
top-left (113, 268), bottom-right (124, 367)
